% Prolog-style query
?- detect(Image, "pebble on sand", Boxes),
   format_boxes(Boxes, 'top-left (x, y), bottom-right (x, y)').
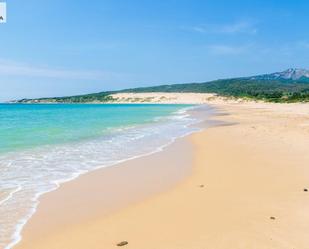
top-left (270, 216), bottom-right (276, 220)
top-left (117, 241), bottom-right (128, 246)
top-left (304, 188), bottom-right (308, 192)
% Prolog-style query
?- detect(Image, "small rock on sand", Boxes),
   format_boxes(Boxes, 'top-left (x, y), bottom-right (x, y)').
top-left (199, 184), bottom-right (204, 188)
top-left (304, 188), bottom-right (308, 192)
top-left (270, 216), bottom-right (276, 220)
top-left (117, 241), bottom-right (128, 246)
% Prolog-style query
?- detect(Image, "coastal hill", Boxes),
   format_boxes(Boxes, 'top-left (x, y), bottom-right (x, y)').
top-left (17, 68), bottom-right (309, 103)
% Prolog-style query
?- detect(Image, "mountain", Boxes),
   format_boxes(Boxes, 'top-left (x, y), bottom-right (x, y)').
top-left (249, 68), bottom-right (309, 81)
top-left (16, 69), bottom-right (309, 103)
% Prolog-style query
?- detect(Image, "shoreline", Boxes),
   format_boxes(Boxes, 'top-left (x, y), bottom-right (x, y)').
top-left (4, 104), bottom-right (213, 249)
top-left (12, 99), bottom-right (309, 248)
top-left (15, 134), bottom-right (196, 249)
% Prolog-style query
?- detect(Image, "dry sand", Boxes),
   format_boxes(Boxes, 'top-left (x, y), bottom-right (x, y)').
top-left (109, 92), bottom-right (215, 104)
top-left (15, 97), bottom-right (309, 249)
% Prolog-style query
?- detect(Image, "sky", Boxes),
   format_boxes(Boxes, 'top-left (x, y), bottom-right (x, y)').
top-left (0, 0), bottom-right (309, 101)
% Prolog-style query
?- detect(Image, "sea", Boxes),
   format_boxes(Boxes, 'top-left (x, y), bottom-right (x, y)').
top-left (0, 103), bottom-right (209, 249)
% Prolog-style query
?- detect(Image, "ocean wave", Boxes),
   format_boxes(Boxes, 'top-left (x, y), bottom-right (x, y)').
top-left (0, 105), bottom-right (211, 249)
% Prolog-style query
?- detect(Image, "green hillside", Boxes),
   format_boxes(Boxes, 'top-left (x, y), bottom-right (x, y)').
top-left (17, 74), bottom-right (309, 103)
top-left (120, 78), bottom-right (309, 102)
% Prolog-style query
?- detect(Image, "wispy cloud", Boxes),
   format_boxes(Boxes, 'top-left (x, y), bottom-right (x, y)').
top-left (185, 20), bottom-right (258, 35)
top-left (219, 21), bottom-right (258, 34)
top-left (297, 41), bottom-right (309, 49)
top-left (206, 44), bottom-right (252, 55)
top-left (0, 59), bottom-right (115, 80)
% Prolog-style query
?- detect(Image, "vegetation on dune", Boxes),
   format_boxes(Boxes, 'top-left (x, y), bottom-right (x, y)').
top-left (120, 78), bottom-right (309, 103)
top-left (18, 92), bottom-right (116, 103)
top-left (17, 77), bottom-right (309, 103)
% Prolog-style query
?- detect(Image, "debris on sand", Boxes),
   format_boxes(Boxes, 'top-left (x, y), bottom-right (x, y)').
top-left (117, 241), bottom-right (128, 247)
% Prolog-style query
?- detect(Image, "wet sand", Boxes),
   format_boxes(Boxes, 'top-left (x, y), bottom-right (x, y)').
top-left (16, 101), bottom-right (309, 249)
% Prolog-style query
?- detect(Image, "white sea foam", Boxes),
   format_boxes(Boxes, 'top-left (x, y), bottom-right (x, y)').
top-left (0, 105), bottom-right (212, 249)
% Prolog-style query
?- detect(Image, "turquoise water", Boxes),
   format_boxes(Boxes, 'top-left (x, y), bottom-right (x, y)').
top-left (0, 104), bottom-right (190, 153)
top-left (0, 103), bottom-right (207, 249)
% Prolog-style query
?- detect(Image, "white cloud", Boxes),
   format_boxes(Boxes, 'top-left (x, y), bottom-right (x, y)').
top-left (186, 20), bottom-right (258, 35)
top-left (0, 59), bottom-right (114, 80)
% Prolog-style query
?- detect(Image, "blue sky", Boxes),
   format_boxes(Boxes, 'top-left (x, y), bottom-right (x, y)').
top-left (0, 0), bottom-right (309, 101)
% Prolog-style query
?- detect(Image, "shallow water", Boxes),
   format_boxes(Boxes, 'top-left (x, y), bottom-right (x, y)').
top-left (0, 103), bottom-right (210, 249)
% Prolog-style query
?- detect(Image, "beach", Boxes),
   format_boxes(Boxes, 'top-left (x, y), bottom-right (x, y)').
top-left (14, 96), bottom-right (309, 249)
top-left (3, 0), bottom-right (309, 247)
